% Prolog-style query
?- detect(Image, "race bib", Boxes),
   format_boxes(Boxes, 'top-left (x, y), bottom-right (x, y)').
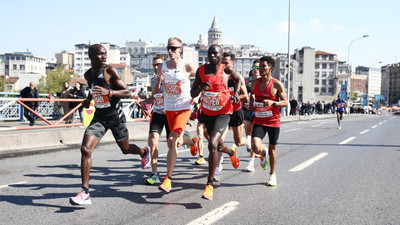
top-left (254, 102), bottom-right (273, 117)
top-left (202, 91), bottom-right (223, 111)
top-left (164, 80), bottom-right (182, 97)
top-left (91, 91), bottom-right (111, 109)
top-left (154, 93), bottom-right (164, 110)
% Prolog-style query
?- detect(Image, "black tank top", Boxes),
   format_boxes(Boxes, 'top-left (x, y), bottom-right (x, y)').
top-left (86, 66), bottom-right (126, 124)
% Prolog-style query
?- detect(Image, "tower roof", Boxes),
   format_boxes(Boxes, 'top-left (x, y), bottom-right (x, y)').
top-left (210, 16), bottom-right (220, 29)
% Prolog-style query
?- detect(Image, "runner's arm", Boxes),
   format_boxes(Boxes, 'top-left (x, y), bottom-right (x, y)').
top-left (106, 66), bottom-right (131, 98)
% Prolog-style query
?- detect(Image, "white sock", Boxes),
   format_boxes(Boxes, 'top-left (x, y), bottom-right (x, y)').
top-left (249, 157), bottom-right (254, 165)
top-left (232, 143), bottom-right (237, 149)
top-left (247, 135), bottom-right (251, 148)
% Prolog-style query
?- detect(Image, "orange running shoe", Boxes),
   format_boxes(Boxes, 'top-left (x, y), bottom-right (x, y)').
top-left (159, 176), bottom-right (171, 193)
top-left (190, 137), bottom-right (198, 156)
top-left (229, 146), bottom-right (240, 169)
top-left (202, 184), bottom-right (213, 200)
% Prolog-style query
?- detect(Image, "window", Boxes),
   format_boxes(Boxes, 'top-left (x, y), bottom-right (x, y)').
top-left (16, 56), bottom-right (20, 60)
top-left (328, 87), bottom-right (334, 93)
top-left (13, 64), bottom-right (17, 69)
top-left (322, 71), bottom-right (327, 76)
top-left (315, 71), bottom-right (320, 77)
top-left (329, 63), bottom-right (335, 69)
top-left (322, 79), bottom-right (327, 85)
top-left (315, 79), bottom-right (319, 85)
top-left (315, 63), bottom-right (320, 69)
top-left (314, 87), bottom-right (319, 93)
top-left (321, 87), bottom-right (326, 93)
top-left (329, 71), bottom-right (334, 76)
top-left (20, 65), bottom-right (25, 70)
top-left (322, 63), bottom-right (327, 69)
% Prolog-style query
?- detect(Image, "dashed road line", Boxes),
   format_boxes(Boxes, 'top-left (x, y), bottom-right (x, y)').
top-left (372, 125), bottom-right (378, 129)
top-left (289, 153), bottom-right (328, 172)
top-left (360, 129), bottom-right (369, 134)
top-left (284, 128), bottom-right (301, 132)
top-left (0, 181), bottom-right (27, 189)
top-left (379, 122), bottom-right (383, 125)
top-left (339, 136), bottom-right (356, 145)
top-left (187, 201), bottom-right (239, 225)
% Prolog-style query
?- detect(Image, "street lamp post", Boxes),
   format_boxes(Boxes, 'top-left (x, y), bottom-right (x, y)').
top-left (346, 34), bottom-right (369, 101)
top-left (286, 0), bottom-right (291, 116)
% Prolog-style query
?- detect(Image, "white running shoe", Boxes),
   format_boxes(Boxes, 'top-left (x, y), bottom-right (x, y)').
top-left (267, 173), bottom-right (277, 186)
top-left (245, 163), bottom-right (255, 172)
top-left (214, 170), bottom-right (221, 182)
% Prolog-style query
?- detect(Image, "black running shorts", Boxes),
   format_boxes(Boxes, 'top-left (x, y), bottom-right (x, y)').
top-left (229, 109), bottom-right (244, 127)
top-left (149, 112), bottom-right (170, 137)
top-left (84, 116), bottom-right (129, 142)
top-left (252, 124), bottom-right (280, 145)
top-left (203, 114), bottom-right (230, 135)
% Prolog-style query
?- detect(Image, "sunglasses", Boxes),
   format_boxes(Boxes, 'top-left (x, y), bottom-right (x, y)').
top-left (167, 46), bottom-right (181, 51)
top-left (153, 63), bottom-right (162, 68)
top-left (252, 66), bottom-right (259, 70)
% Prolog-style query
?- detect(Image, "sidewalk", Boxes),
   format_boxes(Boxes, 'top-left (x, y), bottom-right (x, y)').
top-left (0, 113), bottom-right (340, 159)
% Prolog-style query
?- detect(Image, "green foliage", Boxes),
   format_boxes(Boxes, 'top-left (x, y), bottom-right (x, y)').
top-left (0, 76), bottom-right (6, 92)
top-left (37, 65), bottom-right (77, 94)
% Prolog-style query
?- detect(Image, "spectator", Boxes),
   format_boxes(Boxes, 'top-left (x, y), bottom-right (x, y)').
top-left (69, 82), bottom-right (87, 123)
top-left (20, 81), bottom-right (40, 126)
top-left (60, 81), bottom-right (73, 123)
top-left (137, 87), bottom-right (147, 118)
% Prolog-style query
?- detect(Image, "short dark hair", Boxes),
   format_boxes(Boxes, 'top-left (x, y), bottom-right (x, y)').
top-left (253, 59), bottom-right (260, 65)
top-left (153, 55), bottom-right (165, 61)
top-left (260, 56), bottom-right (275, 68)
top-left (88, 44), bottom-right (104, 57)
top-left (222, 52), bottom-right (236, 61)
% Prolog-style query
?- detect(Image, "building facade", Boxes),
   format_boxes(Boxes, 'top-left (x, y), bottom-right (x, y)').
top-left (55, 50), bottom-right (74, 69)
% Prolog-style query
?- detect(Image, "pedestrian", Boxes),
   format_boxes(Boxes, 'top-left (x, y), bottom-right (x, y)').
top-left (249, 56), bottom-right (288, 186)
top-left (69, 82), bottom-right (86, 123)
top-left (154, 37), bottom-right (198, 193)
top-left (20, 81), bottom-right (40, 126)
top-left (60, 81), bottom-right (73, 123)
top-left (69, 44), bottom-right (151, 205)
top-left (191, 44), bottom-right (242, 200)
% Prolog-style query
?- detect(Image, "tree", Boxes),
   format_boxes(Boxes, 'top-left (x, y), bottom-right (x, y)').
top-left (37, 65), bottom-right (76, 94)
top-left (0, 76), bottom-right (7, 92)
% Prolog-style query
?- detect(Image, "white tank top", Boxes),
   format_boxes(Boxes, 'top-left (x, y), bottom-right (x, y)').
top-left (162, 60), bottom-right (191, 111)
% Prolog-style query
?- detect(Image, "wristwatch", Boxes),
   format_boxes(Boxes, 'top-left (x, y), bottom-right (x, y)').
top-left (109, 90), bottom-right (113, 97)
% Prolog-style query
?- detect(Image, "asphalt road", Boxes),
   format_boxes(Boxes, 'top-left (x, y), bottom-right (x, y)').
top-left (1, 113), bottom-right (399, 225)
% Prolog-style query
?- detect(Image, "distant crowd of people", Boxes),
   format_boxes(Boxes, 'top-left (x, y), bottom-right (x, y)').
top-left (287, 98), bottom-right (343, 116)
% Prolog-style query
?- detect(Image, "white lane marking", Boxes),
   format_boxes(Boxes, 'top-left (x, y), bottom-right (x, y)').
top-left (339, 136), bottom-right (356, 145)
top-left (379, 122), bottom-right (383, 125)
top-left (372, 125), bottom-right (378, 129)
top-left (159, 149), bottom-right (189, 157)
top-left (360, 129), bottom-right (370, 134)
top-left (289, 153), bottom-right (328, 172)
top-left (0, 181), bottom-right (27, 189)
top-left (187, 201), bottom-right (239, 225)
top-left (383, 120), bottom-right (387, 123)
top-left (284, 128), bottom-right (301, 132)
top-left (311, 124), bottom-right (320, 127)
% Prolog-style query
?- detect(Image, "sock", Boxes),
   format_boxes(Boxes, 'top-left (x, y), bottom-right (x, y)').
top-left (81, 186), bottom-right (89, 194)
top-left (151, 172), bottom-right (158, 176)
top-left (263, 144), bottom-right (268, 151)
top-left (249, 157), bottom-right (254, 164)
top-left (229, 149), bottom-right (235, 157)
top-left (199, 155), bottom-right (203, 158)
top-left (207, 179), bottom-right (214, 186)
top-left (232, 143), bottom-right (237, 149)
top-left (247, 135), bottom-right (251, 147)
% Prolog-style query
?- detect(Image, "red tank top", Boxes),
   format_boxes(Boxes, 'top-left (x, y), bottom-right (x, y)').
top-left (199, 64), bottom-right (233, 116)
top-left (228, 77), bottom-right (242, 111)
top-left (252, 78), bottom-right (281, 127)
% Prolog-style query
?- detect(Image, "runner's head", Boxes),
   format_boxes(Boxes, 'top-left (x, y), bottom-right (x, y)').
top-left (251, 59), bottom-right (260, 79)
top-left (222, 52), bottom-right (236, 72)
top-left (167, 37), bottom-right (182, 60)
top-left (88, 44), bottom-right (107, 69)
top-left (152, 55), bottom-right (165, 73)
top-left (208, 44), bottom-right (223, 65)
top-left (259, 56), bottom-right (274, 78)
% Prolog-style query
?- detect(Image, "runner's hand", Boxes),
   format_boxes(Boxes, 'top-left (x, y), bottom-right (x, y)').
top-left (92, 85), bottom-right (108, 96)
top-left (232, 93), bottom-right (240, 104)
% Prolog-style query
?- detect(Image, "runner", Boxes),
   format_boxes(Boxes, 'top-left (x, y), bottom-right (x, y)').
top-left (191, 44), bottom-right (242, 200)
top-left (214, 52), bottom-right (248, 181)
top-left (243, 60), bottom-right (263, 172)
top-left (336, 93), bottom-right (346, 129)
top-left (69, 44), bottom-right (151, 205)
top-left (249, 56), bottom-right (288, 186)
top-left (155, 37), bottom-right (198, 193)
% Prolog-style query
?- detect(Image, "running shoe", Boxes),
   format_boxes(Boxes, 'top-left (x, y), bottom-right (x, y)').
top-left (145, 174), bottom-right (160, 185)
top-left (184, 131), bottom-right (191, 149)
top-left (218, 155), bottom-right (224, 171)
top-left (214, 170), bottom-right (221, 182)
top-left (246, 145), bottom-right (251, 152)
top-left (245, 163), bottom-right (255, 172)
top-left (69, 191), bottom-right (91, 205)
top-left (267, 173), bottom-right (277, 186)
top-left (260, 150), bottom-right (268, 170)
top-left (337, 125), bottom-right (341, 129)
top-left (229, 147), bottom-right (240, 169)
top-left (159, 176), bottom-right (171, 192)
top-left (190, 137), bottom-right (198, 156)
top-left (195, 156), bottom-right (206, 165)
top-left (141, 146), bottom-right (151, 169)
top-left (202, 184), bottom-right (213, 200)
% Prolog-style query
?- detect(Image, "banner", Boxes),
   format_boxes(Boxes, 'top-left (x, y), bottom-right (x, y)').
top-left (340, 84), bottom-right (347, 100)
top-left (362, 94), bottom-right (368, 107)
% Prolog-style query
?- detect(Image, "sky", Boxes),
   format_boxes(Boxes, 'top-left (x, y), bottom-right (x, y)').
top-left (1, 0), bottom-right (399, 68)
